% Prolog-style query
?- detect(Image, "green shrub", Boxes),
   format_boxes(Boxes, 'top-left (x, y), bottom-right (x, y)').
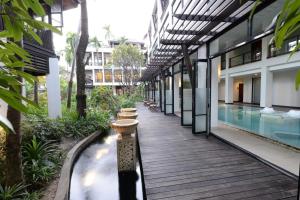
top-left (118, 97), bottom-right (136, 108)
top-left (89, 86), bottom-right (120, 115)
top-left (22, 137), bottom-right (61, 188)
top-left (0, 183), bottom-right (27, 200)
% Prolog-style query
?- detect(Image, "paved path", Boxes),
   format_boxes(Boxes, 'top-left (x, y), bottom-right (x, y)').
top-left (137, 105), bottom-right (298, 200)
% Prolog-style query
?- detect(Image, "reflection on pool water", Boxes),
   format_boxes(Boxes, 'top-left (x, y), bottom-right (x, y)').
top-left (70, 133), bottom-right (143, 200)
top-left (218, 104), bottom-right (300, 149)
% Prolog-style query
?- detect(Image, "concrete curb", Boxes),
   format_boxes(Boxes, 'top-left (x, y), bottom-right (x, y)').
top-left (54, 131), bottom-right (102, 200)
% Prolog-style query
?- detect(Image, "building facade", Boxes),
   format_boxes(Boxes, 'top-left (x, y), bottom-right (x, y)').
top-left (84, 40), bottom-right (146, 94)
top-left (142, 0), bottom-right (300, 137)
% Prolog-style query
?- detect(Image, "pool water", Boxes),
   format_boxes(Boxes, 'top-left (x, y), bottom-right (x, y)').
top-left (218, 104), bottom-right (300, 149)
top-left (70, 133), bottom-right (143, 200)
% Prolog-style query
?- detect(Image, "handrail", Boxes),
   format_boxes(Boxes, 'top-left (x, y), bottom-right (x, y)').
top-left (229, 50), bottom-right (261, 68)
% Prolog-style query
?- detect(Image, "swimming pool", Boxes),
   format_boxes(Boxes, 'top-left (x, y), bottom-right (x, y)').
top-left (218, 104), bottom-right (300, 149)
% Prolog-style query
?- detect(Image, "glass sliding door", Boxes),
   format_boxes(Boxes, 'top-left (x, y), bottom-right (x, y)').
top-left (164, 67), bottom-right (174, 115)
top-left (193, 60), bottom-right (209, 134)
top-left (160, 79), bottom-right (165, 112)
top-left (155, 80), bottom-right (160, 104)
top-left (181, 65), bottom-right (193, 126)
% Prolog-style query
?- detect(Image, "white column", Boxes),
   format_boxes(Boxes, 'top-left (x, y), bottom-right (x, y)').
top-left (225, 73), bottom-right (233, 103)
top-left (211, 57), bottom-right (220, 127)
top-left (260, 67), bottom-right (273, 107)
top-left (243, 77), bottom-right (253, 103)
top-left (92, 69), bottom-right (95, 85)
top-left (46, 57), bottom-right (62, 119)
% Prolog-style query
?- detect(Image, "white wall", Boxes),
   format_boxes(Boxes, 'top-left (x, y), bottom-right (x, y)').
top-left (218, 80), bottom-right (225, 101)
top-left (243, 77), bottom-right (252, 103)
top-left (273, 69), bottom-right (300, 107)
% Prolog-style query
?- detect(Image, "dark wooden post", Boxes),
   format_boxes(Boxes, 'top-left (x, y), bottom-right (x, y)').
top-left (181, 44), bottom-right (194, 88)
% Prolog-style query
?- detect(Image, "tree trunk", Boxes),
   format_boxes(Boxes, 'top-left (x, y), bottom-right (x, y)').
top-left (33, 80), bottom-right (38, 104)
top-left (76, 0), bottom-right (89, 118)
top-left (5, 78), bottom-right (23, 186)
top-left (67, 60), bottom-right (76, 109)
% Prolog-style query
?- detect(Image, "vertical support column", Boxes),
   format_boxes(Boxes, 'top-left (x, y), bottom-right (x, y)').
top-left (260, 67), bottom-right (273, 107)
top-left (225, 73), bottom-right (233, 104)
top-left (211, 57), bottom-right (220, 128)
top-left (46, 57), bottom-right (62, 119)
top-left (92, 69), bottom-right (96, 85)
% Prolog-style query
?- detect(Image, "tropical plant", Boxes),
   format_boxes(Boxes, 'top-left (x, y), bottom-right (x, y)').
top-left (112, 44), bottom-right (144, 94)
top-left (1, 0), bottom-right (60, 187)
top-left (103, 24), bottom-right (113, 42)
top-left (89, 86), bottom-right (120, 115)
top-left (118, 36), bottom-right (128, 44)
top-left (0, 0), bottom-right (60, 131)
top-left (0, 183), bottom-right (27, 200)
top-left (22, 136), bottom-right (57, 163)
top-left (65, 32), bottom-right (78, 109)
top-left (253, 0), bottom-right (300, 89)
top-left (76, 0), bottom-right (90, 117)
top-left (89, 36), bottom-right (102, 52)
top-left (22, 136), bottom-right (59, 187)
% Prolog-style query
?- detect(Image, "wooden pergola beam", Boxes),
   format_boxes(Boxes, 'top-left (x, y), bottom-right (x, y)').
top-left (181, 44), bottom-right (194, 88)
top-left (160, 39), bottom-right (203, 45)
top-left (173, 14), bottom-right (238, 23)
top-left (166, 29), bottom-right (217, 36)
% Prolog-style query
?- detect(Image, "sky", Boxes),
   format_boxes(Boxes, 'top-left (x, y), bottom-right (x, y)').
top-left (53, 0), bottom-right (155, 52)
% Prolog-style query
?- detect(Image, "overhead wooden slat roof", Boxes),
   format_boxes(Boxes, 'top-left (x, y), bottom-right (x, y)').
top-left (141, 0), bottom-right (275, 81)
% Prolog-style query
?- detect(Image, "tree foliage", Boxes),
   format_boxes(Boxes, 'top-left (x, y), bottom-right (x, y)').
top-left (89, 36), bottom-right (102, 52)
top-left (253, 0), bottom-right (300, 89)
top-left (112, 44), bottom-right (144, 91)
top-left (0, 0), bottom-right (60, 131)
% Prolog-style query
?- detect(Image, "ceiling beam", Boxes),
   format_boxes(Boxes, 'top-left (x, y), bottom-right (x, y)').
top-left (187, 0), bottom-right (249, 47)
top-left (166, 29), bottom-right (217, 36)
top-left (156, 49), bottom-right (180, 52)
top-left (173, 14), bottom-right (238, 23)
top-left (160, 39), bottom-right (203, 45)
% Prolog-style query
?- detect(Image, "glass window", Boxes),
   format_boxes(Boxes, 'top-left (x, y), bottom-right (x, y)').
top-left (85, 52), bottom-right (93, 66)
top-left (85, 70), bottom-right (93, 85)
top-left (210, 21), bottom-right (248, 56)
top-left (221, 54), bottom-right (226, 70)
top-left (268, 30), bottom-right (300, 58)
top-left (104, 53), bottom-right (112, 65)
top-left (94, 52), bottom-right (102, 66)
top-left (94, 69), bottom-right (103, 83)
top-left (252, 0), bottom-right (284, 37)
top-left (104, 69), bottom-right (112, 82)
top-left (114, 69), bottom-right (122, 82)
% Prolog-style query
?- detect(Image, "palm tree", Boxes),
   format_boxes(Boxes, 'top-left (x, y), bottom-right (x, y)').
top-left (89, 36), bottom-right (102, 52)
top-left (65, 32), bottom-right (77, 109)
top-left (118, 36), bottom-right (128, 44)
top-left (103, 24), bottom-right (113, 42)
top-left (76, 0), bottom-right (89, 117)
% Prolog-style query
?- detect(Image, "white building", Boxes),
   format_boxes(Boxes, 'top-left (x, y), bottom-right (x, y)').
top-left (142, 0), bottom-right (300, 138)
top-left (84, 40), bottom-right (147, 94)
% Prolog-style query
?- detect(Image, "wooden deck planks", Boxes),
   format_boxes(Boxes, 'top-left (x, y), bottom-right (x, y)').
top-left (137, 105), bottom-right (298, 200)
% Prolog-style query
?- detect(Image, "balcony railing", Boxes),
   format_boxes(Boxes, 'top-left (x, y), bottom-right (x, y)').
top-left (229, 51), bottom-right (261, 68)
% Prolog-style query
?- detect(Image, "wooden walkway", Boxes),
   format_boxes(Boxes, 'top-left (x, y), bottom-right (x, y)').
top-left (137, 105), bottom-right (298, 200)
